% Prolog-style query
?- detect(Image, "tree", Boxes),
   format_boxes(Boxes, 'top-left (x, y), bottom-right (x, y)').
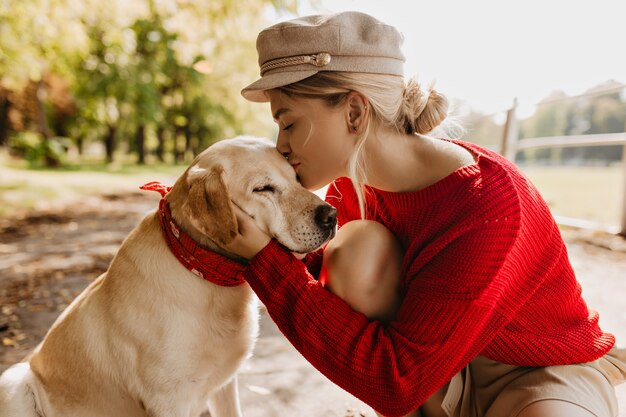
top-left (1, 0), bottom-right (301, 165)
top-left (517, 84), bottom-right (626, 165)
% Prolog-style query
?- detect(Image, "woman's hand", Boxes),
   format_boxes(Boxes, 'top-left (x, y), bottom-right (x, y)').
top-left (224, 202), bottom-right (271, 260)
top-left (225, 202), bottom-right (307, 261)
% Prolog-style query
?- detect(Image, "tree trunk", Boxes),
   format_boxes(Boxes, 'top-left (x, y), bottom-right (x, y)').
top-left (104, 125), bottom-right (116, 164)
top-left (136, 124), bottom-right (146, 165)
top-left (0, 94), bottom-right (9, 147)
top-left (175, 127), bottom-right (185, 164)
top-left (156, 126), bottom-right (165, 162)
top-left (184, 124), bottom-right (192, 160)
top-left (35, 80), bottom-right (52, 139)
top-left (35, 80), bottom-right (59, 166)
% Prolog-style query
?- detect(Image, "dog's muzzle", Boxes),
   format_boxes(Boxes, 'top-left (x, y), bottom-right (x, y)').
top-left (314, 204), bottom-right (338, 232)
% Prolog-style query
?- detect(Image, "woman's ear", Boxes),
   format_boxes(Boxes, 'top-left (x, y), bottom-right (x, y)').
top-left (345, 92), bottom-right (369, 134)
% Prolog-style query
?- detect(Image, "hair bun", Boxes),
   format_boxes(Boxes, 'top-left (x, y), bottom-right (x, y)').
top-left (402, 79), bottom-right (448, 135)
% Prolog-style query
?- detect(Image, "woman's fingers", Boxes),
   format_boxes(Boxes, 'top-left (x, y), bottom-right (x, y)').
top-left (225, 201), bottom-right (271, 259)
top-left (227, 201), bottom-right (305, 261)
top-left (230, 201), bottom-right (249, 233)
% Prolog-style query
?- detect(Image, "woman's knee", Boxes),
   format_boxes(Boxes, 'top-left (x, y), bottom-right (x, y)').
top-left (322, 220), bottom-right (403, 321)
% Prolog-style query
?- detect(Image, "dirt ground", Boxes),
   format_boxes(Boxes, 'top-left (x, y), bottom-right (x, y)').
top-left (1, 191), bottom-right (625, 416)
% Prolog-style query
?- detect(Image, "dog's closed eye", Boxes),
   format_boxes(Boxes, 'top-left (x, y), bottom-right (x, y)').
top-left (253, 185), bottom-right (275, 193)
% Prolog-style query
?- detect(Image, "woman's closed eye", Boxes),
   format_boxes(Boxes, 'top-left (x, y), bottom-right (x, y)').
top-left (282, 123), bottom-right (294, 131)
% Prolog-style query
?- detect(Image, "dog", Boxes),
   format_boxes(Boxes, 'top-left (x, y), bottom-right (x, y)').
top-left (0, 136), bottom-right (338, 417)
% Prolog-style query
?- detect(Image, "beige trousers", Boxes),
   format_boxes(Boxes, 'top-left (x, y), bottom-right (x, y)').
top-left (434, 347), bottom-right (626, 417)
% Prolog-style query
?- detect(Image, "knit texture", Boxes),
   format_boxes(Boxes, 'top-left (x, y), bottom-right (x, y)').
top-left (241, 140), bottom-right (615, 416)
top-left (156, 198), bottom-right (247, 286)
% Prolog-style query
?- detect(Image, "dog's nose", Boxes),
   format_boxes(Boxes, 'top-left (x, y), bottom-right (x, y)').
top-left (314, 204), bottom-right (337, 230)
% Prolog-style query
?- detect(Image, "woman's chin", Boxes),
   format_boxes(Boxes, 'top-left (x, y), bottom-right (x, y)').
top-left (298, 176), bottom-right (328, 192)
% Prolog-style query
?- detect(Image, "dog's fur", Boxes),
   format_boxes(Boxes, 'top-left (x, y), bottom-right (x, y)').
top-left (0, 136), bottom-right (336, 417)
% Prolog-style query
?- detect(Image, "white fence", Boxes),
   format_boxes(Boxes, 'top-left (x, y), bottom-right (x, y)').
top-left (496, 99), bottom-right (626, 236)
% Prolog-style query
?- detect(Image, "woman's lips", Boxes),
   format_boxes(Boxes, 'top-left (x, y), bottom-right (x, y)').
top-left (291, 163), bottom-right (300, 172)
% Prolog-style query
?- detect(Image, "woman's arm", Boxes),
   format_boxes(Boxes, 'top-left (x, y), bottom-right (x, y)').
top-left (243, 217), bottom-right (523, 417)
top-left (302, 248), bottom-right (324, 278)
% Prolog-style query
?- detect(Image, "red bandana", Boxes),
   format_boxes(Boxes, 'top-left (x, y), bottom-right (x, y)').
top-left (140, 181), bottom-right (246, 287)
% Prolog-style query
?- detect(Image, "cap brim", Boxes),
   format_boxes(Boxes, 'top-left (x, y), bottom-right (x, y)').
top-left (241, 70), bottom-right (319, 102)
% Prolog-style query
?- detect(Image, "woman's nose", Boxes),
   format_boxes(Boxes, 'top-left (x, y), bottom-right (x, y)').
top-left (276, 133), bottom-right (290, 157)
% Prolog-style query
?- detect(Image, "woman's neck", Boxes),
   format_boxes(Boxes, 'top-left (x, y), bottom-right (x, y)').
top-left (360, 127), bottom-right (475, 193)
top-left (360, 128), bottom-right (427, 192)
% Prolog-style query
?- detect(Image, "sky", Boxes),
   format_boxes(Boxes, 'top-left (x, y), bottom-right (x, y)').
top-left (272, 0), bottom-right (626, 117)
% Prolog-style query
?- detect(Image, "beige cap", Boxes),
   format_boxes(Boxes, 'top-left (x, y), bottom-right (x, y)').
top-left (241, 11), bottom-right (405, 102)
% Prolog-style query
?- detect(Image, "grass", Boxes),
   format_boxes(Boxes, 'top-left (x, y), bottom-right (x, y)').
top-left (0, 152), bottom-right (186, 217)
top-left (4, 153), bottom-right (186, 176)
top-left (520, 164), bottom-right (624, 229)
top-left (1, 148), bottom-right (625, 229)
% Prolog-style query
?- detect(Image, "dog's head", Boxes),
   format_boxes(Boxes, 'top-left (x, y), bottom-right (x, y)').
top-left (168, 136), bottom-right (337, 256)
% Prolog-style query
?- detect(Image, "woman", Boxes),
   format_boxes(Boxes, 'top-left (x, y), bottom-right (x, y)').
top-left (224, 11), bottom-right (625, 417)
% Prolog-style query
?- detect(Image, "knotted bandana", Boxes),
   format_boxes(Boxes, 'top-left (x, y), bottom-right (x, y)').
top-left (140, 182), bottom-right (246, 287)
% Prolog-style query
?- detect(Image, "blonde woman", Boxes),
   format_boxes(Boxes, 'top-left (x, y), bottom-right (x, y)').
top-left (223, 11), bottom-right (625, 417)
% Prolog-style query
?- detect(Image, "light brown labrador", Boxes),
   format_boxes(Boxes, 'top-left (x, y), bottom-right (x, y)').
top-left (0, 136), bottom-right (337, 417)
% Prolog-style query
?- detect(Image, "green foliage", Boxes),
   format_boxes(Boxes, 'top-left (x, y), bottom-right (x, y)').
top-left (1, 0), bottom-right (301, 166)
top-left (8, 132), bottom-right (42, 160)
top-left (0, 0), bottom-right (88, 88)
top-left (518, 86), bottom-right (626, 163)
top-left (8, 132), bottom-right (70, 166)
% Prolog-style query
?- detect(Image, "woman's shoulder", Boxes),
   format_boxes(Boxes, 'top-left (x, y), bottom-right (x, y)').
top-left (325, 140), bottom-right (536, 227)
top-left (442, 139), bottom-right (523, 189)
top-left (449, 139), bottom-right (556, 226)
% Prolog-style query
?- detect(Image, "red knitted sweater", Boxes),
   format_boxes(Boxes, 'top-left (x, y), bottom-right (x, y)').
top-left (240, 139), bottom-right (615, 416)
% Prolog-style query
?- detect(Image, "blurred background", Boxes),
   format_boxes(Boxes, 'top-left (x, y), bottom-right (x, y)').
top-left (1, 0), bottom-right (625, 231)
top-left (1, 1), bottom-right (625, 414)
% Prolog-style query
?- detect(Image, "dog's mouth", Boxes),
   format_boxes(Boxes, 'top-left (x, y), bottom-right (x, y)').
top-left (283, 225), bottom-right (336, 255)
top-left (233, 201), bottom-right (336, 256)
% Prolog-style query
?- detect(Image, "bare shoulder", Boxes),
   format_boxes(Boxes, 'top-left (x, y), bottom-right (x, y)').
top-left (418, 135), bottom-right (477, 174)
top-left (430, 136), bottom-right (476, 165)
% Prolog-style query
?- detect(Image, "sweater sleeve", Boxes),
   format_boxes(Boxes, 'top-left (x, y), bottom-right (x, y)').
top-left (302, 248), bottom-right (323, 278)
top-left (244, 216), bottom-right (523, 417)
top-left (300, 180), bottom-right (358, 278)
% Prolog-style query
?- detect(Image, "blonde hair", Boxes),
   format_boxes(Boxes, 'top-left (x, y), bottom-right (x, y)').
top-left (276, 72), bottom-right (450, 218)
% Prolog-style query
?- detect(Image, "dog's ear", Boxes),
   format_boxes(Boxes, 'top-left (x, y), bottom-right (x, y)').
top-left (186, 165), bottom-right (237, 246)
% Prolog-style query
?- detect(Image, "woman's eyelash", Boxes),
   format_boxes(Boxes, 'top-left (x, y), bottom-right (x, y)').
top-left (282, 123), bottom-right (293, 131)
